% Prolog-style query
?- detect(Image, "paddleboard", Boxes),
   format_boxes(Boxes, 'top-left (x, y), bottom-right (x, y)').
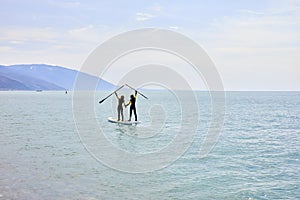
top-left (108, 117), bottom-right (141, 125)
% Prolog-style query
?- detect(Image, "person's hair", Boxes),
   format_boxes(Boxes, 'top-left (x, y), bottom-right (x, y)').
top-left (130, 95), bottom-right (134, 99)
top-left (121, 95), bottom-right (124, 100)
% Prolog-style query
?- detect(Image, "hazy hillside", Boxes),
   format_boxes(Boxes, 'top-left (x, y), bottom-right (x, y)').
top-left (0, 64), bottom-right (115, 91)
top-left (0, 74), bottom-right (30, 90)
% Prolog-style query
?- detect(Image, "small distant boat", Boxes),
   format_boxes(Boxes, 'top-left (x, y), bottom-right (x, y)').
top-left (36, 89), bottom-right (42, 92)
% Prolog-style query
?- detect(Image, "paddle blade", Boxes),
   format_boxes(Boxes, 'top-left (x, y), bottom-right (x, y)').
top-left (140, 93), bottom-right (148, 99)
top-left (99, 99), bottom-right (105, 104)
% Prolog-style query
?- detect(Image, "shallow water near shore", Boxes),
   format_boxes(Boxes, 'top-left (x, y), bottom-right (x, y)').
top-left (0, 91), bottom-right (299, 199)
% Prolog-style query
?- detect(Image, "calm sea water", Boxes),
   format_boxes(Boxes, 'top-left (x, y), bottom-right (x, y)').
top-left (0, 91), bottom-right (299, 199)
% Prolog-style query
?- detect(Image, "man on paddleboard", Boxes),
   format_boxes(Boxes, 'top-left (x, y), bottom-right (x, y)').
top-left (125, 90), bottom-right (138, 121)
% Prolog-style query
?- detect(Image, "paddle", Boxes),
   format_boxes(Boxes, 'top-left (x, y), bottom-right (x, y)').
top-left (99, 85), bottom-right (125, 104)
top-left (125, 84), bottom-right (148, 100)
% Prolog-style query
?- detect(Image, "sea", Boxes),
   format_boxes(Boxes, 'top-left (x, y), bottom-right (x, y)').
top-left (0, 91), bottom-right (299, 199)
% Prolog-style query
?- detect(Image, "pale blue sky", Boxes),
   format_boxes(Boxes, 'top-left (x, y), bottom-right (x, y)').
top-left (0, 0), bottom-right (299, 90)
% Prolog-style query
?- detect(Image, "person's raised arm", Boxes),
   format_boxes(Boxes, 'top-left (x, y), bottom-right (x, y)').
top-left (114, 92), bottom-right (119, 99)
top-left (135, 90), bottom-right (137, 97)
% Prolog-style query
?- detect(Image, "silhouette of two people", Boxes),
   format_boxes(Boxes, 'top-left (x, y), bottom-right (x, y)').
top-left (115, 90), bottom-right (138, 121)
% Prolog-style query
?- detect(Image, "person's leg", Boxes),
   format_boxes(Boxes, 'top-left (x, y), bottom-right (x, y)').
top-left (117, 107), bottom-right (121, 121)
top-left (129, 107), bottom-right (133, 121)
top-left (133, 107), bottom-right (137, 121)
top-left (120, 108), bottom-right (124, 121)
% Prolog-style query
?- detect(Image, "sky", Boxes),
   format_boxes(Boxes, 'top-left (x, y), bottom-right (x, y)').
top-left (0, 0), bottom-right (299, 90)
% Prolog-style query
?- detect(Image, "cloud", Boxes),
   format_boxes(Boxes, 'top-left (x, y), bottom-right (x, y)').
top-left (135, 4), bottom-right (162, 22)
top-left (0, 24), bottom-right (110, 49)
top-left (49, 1), bottom-right (81, 8)
top-left (0, 25), bottom-right (113, 69)
top-left (208, 6), bottom-right (300, 49)
top-left (151, 4), bottom-right (162, 12)
top-left (0, 46), bottom-right (14, 53)
top-left (238, 9), bottom-right (265, 15)
top-left (0, 27), bottom-right (59, 43)
top-left (169, 26), bottom-right (179, 30)
top-left (68, 24), bottom-right (99, 41)
top-left (200, 4), bottom-right (300, 90)
top-left (135, 12), bottom-right (155, 21)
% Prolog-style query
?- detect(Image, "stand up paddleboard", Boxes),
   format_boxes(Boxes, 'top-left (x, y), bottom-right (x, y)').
top-left (108, 117), bottom-right (141, 125)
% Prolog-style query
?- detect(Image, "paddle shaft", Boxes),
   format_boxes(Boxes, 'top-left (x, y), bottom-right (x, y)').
top-left (125, 84), bottom-right (148, 99)
top-left (99, 85), bottom-right (124, 104)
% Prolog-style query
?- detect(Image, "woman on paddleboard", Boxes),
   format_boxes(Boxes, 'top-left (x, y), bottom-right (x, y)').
top-left (115, 92), bottom-right (125, 121)
top-left (125, 90), bottom-right (138, 121)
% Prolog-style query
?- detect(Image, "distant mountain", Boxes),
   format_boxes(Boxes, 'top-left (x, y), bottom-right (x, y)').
top-left (0, 74), bottom-right (30, 90)
top-left (0, 66), bottom-right (65, 90)
top-left (0, 64), bottom-right (115, 91)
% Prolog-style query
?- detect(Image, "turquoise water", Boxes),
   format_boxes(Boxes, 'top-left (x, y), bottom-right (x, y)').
top-left (0, 91), bottom-right (299, 199)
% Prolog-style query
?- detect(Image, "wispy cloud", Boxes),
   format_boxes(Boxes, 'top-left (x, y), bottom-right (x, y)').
top-left (151, 4), bottom-right (162, 12)
top-left (208, 4), bottom-right (300, 49)
top-left (0, 25), bottom-right (113, 68)
top-left (238, 9), bottom-right (265, 15)
top-left (199, 3), bottom-right (300, 90)
top-left (0, 46), bottom-right (14, 53)
top-left (0, 27), bottom-right (59, 43)
top-left (169, 26), bottom-right (179, 30)
top-left (49, 1), bottom-right (81, 8)
top-left (135, 12), bottom-right (155, 21)
top-left (135, 3), bottom-right (162, 22)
